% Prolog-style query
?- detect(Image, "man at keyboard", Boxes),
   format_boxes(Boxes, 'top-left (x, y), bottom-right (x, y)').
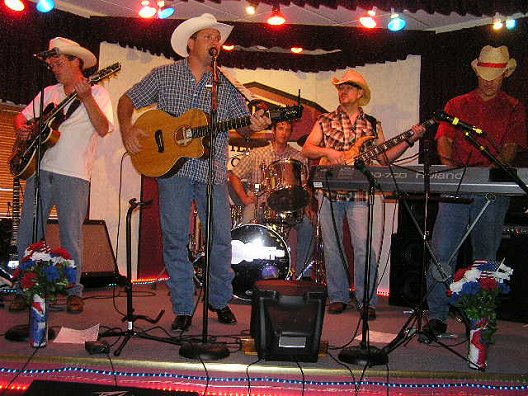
top-left (423, 45), bottom-right (527, 340)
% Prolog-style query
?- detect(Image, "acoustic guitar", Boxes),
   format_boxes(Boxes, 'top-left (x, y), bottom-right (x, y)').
top-left (319, 118), bottom-right (436, 166)
top-left (129, 105), bottom-right (304, 178)
top-left (9, 62), bottom-right (121, 180)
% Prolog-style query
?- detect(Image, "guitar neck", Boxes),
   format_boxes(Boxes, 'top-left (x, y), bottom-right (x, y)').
top-left (356, 118), bottom-right (435, 163)
top-left (192, 115), bottom-right (251, 139)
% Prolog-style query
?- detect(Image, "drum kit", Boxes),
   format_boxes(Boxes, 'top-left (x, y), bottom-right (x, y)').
top-left (191, 154), bottom-right (326, 302)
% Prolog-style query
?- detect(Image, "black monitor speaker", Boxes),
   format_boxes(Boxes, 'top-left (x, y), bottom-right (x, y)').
top-left (250, 279), bottom-right (326, 362)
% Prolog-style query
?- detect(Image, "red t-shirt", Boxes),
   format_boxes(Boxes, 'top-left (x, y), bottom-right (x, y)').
top-left (436, 89), bottom-right (527, 167)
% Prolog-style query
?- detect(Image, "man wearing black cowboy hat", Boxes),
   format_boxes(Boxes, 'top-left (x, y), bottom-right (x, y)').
top-left (118, 13), bottom-right (271, 331)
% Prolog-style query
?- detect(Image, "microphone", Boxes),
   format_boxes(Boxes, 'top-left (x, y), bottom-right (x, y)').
top-left (354, 159), bottom-right (380, 189)
top-left (33, 47), bottom-right (60, 59)
top-left (208, 47), bottom-right (218, 57)
top-left (434, 110), bottom-right (485, 136)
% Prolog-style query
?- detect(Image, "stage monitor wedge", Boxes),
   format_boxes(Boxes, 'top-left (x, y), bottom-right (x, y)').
top-left (250, 279), bottom-right (326, 362)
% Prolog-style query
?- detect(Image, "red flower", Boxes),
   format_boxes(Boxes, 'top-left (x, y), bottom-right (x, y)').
top-left (453, 268), bottom-right (467, 282)
top-left (479, 277), bottom-right (498, 290)
top-left (20, 272), bottom-right (38, 290)
top-left (51, 247), bottom-right (73, 260)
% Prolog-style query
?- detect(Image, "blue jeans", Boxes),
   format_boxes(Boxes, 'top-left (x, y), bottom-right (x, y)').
top-left (427, 194), bottom-right (510, 323)
top-left (18, 171), bottom-right (89, 296)
top-left (318, 194), bottom-right (378, 307)
top-left (158, 176), bottom-right (234, 315)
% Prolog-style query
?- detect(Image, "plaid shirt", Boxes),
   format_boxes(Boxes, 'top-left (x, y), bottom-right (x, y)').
top-left (318, 106), bottom-right (379, 201)
top-left (231, 143), bottom-right (308, 185)
top-left (127, 59), bottom-right (250, 183)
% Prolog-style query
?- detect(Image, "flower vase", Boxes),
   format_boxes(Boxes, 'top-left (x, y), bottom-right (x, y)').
top-left (29, 294), bottom-right (49, 348)
top-left (468, 328), bottom-right (487, 370)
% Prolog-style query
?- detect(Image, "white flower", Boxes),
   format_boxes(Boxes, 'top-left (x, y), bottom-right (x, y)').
top-left (450, 280), bottom-right (464, 294)
top-left (31, 251), bottom-right (52, 262)
top-left (464, 268), bottom-right (481, 282)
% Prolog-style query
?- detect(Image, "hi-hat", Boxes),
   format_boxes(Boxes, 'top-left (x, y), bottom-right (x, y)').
top-left (229, 137), bottom-right (269, 148)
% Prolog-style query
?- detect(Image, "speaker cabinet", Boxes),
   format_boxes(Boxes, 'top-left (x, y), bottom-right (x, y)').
top-left (45, 220), bottom-right (117, 287)
top-left (250, 280), bottom-right (326, 362)
top-left (496, 233), bottom-right (528, 323)
top-left (389, 235), bottom-right (426, 307)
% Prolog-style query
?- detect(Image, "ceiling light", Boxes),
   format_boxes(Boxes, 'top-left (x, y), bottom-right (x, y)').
top-left (505, 17), bottom-right (516, 30)
top-left (388, 9), bottom-right (406, 31)
top-left (222, 44), bottom-right (235, 51)
top-left (139, 0), bottom-right (156, 18)
top-left (492, 13), bottom-right (503, 30)
top-left (359, 16), bottom-right (376, 28)
top-left (246, 1), bottom-right (258, 15)
top-left (4, 0), bottom-right (25, 11)
top-left (158, 6), bottom-right (174, 18)
top-left (36, 0), bottom-right (55, 12)
top-left (267, 4), bottom-right (286, 26)
top-left (290, 47), bottom-right (303, 54)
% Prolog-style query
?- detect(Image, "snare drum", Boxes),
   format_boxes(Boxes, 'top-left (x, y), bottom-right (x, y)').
top-left (231, 223), bottom-right (291, 301)
top-left (266, 159), bottom-right (309, 213)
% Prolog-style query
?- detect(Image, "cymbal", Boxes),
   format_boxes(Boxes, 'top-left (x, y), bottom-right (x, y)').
top-left (229, 137), bottom-right (269, 148)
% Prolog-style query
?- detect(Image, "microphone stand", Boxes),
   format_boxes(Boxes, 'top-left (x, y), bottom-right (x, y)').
top-left (179, 48), bottom-right (230, 360)
top-left (5, 59), bottom-right (56, 342)
top-left (338, 160), bottom-right (387, 366)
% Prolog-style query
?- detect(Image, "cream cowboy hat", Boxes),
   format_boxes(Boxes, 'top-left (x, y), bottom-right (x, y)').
top-left (170, 13), bottom-right (233, 58)
top-left (48, 37), bottom-right (97, 69)
top-left (471, 45), bottom-right (517, 81)
top-left (332, 69), bottom-right (371, 106)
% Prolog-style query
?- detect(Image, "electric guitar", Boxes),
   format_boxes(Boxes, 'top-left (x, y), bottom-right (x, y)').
top-left (9, 62), bottom-right (121, 180)
top-left (129, 105), bottom-right (304, 177)
top-left (0, 178), bottom-right (21, 288)
top-left (319, 118), bottom-right (436, 166)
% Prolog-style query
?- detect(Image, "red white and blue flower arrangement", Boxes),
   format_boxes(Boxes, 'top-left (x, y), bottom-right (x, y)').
top-left (449, 259), bottom-right (513, 370)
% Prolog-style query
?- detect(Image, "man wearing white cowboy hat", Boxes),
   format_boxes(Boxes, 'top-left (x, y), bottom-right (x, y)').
top-left (118, 13), bottom-right (271, 332)
top-left (302, 69), bottom-right (426, 319)
top-left (11, 37), bottom-right (114, 314)
top-left (423, 45), bottom-right (526, 341)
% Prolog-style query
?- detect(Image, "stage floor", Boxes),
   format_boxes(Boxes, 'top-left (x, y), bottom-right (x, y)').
top-left (0, 283), bottom-right (527, 395)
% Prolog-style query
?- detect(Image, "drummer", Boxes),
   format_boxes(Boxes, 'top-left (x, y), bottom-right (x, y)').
top-left (228, 120), bottom-right (315, 279)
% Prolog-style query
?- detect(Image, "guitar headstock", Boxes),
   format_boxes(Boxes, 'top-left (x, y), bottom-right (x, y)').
top-left (89, 63), bottom-right (121, 84)
top-left (268, 105), bottom-right (304, 123)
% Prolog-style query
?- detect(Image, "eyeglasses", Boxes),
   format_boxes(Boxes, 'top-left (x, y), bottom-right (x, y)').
top-left (47, 56), bottom-right (76, 70)
top-left (338, 82), bottom-right (362, 90)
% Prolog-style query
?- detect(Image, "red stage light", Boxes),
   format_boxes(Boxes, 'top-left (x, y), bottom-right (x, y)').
top-left (5, 0), bottom-right (25, 11)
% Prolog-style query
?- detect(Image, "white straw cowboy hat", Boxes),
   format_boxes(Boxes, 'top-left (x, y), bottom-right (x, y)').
top-left (48, 37), bottom-right (97, 69)
top-left (471, 45), bottom-right (517, 81)
top-left (170, 13), bottom-right (233, 58)
top-left (332, 69), bottom-right (371, 106)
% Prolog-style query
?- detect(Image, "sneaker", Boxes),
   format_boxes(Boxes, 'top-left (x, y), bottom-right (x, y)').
top-left (9, 295), bottom-right (28, 312)
top-left (67, 295), bottom-right (84, 313)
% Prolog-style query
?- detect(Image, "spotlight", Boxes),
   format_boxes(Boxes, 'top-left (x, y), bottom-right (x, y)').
top-left (388, 10), bottom-right (406, 31)
top-left (505, 18), bottom-right (516, 30)
top-left (492, 13), bottom-right (503, 30)
top-left (158, 6), bottom-right (175, 18)
top-left (139, 0), bottom-right (157, 18)
top-left (5, 0), bottom-right (25, 11)
top-left (290, 47), bottom-right (303, 54)
top-left (367, 6), bottom-right (377, 17)
top-left (359, 16), bottom-right (376, 28)
top-left (267, 4), bottom-right (286, 26)
top-left (222, 44), bottom-right (235, 51)
top-left (36, 0), bottom-right (55, 12)
top-left (246, 1), bottom-right (258, 15)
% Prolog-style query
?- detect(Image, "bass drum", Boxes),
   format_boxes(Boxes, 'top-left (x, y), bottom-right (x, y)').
top-left (231, 224), bottom-right (290, 302)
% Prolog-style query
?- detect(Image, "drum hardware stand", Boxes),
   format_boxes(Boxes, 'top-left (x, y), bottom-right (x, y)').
top-left (338, 160), bottom-right (387, 366)
top-left (296, 218), bottom-right (325, 285)
top-left (179, 48), bottom-right (230, 361)
top-left (99, 199), bottom-right (176, 356)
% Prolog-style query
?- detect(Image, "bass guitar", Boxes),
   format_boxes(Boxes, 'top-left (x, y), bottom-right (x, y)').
top-left (129, 105), bottom-right (304, 177)
top-left (319, 118), bottom-right (436, 166)
top-left (9, 62), bottom-right (121, 180)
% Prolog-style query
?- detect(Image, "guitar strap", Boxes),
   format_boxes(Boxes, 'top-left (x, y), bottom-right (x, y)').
top-left (49, 98), bottom-right (82, 131)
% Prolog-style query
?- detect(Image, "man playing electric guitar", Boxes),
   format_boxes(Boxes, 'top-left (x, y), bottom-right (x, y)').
top-left (302, 69), bottom-right (426, 319)
top-left (9, 37), bottom-right (114, 313)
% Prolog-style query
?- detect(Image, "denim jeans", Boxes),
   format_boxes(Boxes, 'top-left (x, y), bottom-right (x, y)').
top-left (427, 194), bottom-right (510, 323)
top-left (18, 171), bottom-right (89, 296)
top-left (158, 176), bottom-right (234, 315)
top-left (318, 194), bottom-right (378, 307)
